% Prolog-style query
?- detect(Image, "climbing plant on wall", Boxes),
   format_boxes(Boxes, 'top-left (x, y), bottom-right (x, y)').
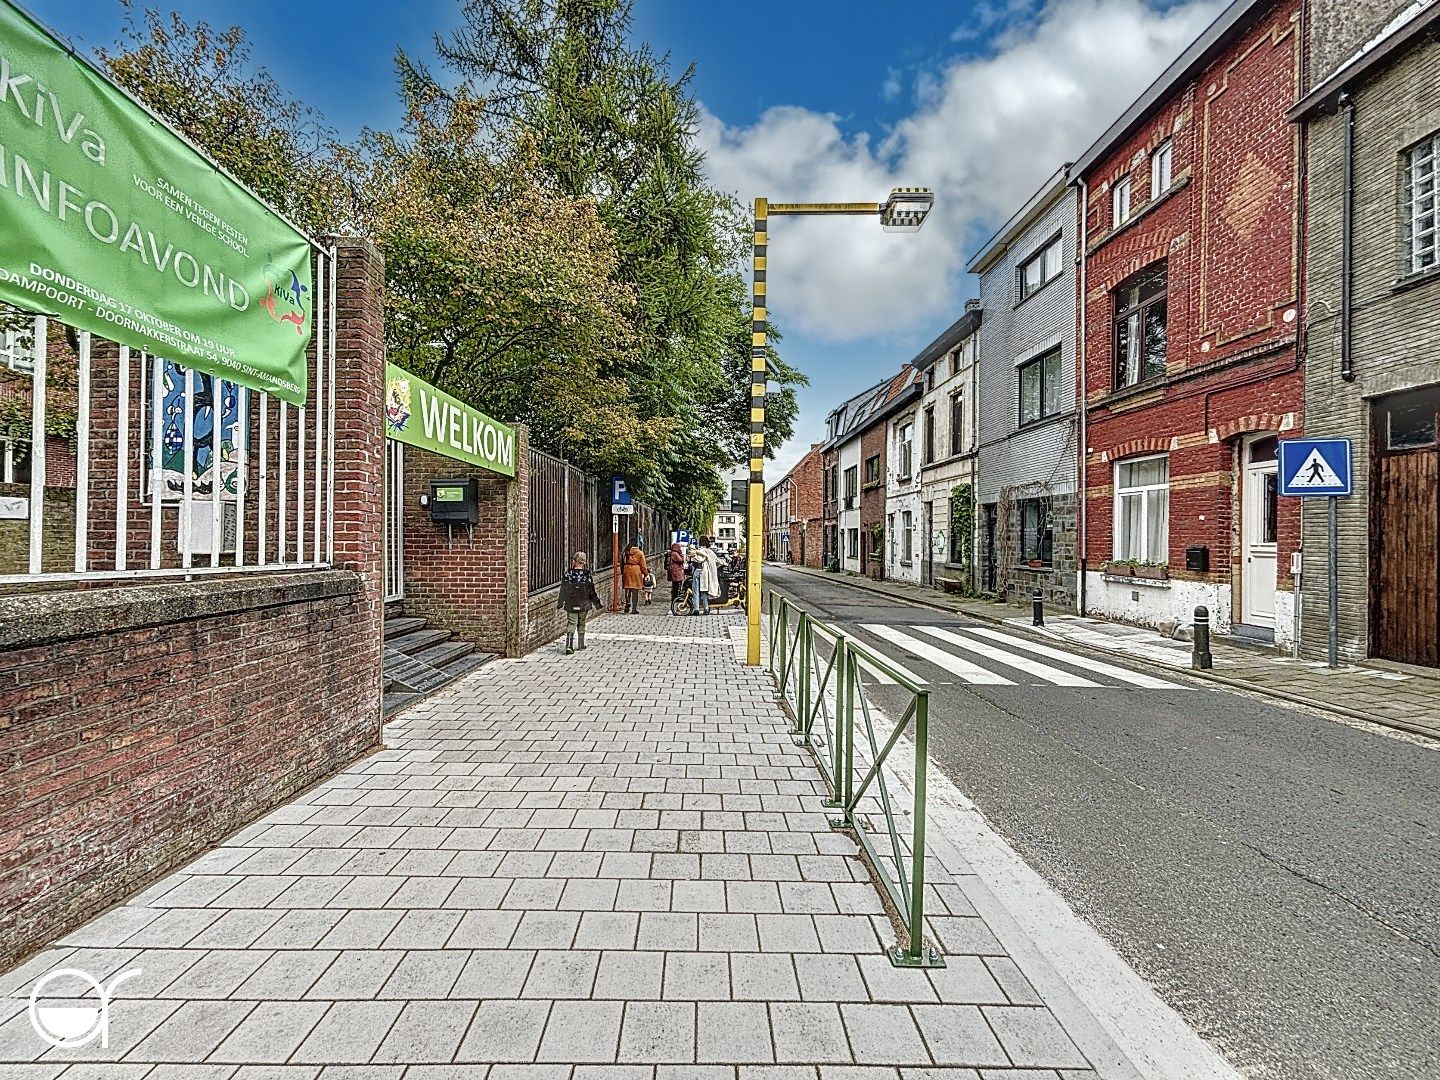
top-left (950, 483), bottom-right (974, 578)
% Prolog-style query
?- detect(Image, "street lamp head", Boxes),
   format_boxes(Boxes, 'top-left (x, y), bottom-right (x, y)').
top-left (880, 187), bottom-right (935, 232)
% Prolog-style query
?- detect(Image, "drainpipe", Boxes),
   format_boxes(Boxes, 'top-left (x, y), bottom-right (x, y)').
top-left (1339, 93), bottom-right (1356, 383)
top-left (1076, 177), bottom-right (1090, 617)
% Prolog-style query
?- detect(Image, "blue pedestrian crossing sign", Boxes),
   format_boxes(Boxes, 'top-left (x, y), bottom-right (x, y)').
top-left (1278, 438), bottom-right (1352, 497)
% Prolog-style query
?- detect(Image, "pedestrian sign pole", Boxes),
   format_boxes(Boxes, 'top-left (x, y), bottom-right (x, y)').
top-left (1278, 439), bottom-right (1352, 668)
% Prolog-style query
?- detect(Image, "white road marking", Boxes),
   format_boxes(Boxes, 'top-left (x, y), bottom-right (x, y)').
top-left (860, 624), bottom-right (1015, 685)
top-left (958, 626), bottom-right (1189, 690)
top-left (911, 625), bottom-right (1103, 687)
top-left (811, 622), bottom-right (929, 686)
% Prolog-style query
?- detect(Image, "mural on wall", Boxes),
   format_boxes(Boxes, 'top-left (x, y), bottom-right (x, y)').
top-left (151, 359), bottom-right (244, 500)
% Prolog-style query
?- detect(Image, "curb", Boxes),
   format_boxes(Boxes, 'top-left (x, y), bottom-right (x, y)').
top-left (769, 564), bottom-right (1437, 742)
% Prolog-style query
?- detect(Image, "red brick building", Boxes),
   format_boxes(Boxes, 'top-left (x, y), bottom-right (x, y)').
top-left (765, 441), bottom-right (824, 566)
top-left (1073, 0), bottom-right (1304, 648)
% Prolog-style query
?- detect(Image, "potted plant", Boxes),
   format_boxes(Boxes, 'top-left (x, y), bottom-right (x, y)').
top-left (1103, 559), bottom-right (1134, 577)
top-left (1133, 561), bottom-right (1169, 581)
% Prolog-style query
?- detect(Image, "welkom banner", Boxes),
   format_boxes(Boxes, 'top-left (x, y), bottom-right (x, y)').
top-left (0, 1), bottom-right (312, 405)
top-left (383, 363), bottom-right (516, 477)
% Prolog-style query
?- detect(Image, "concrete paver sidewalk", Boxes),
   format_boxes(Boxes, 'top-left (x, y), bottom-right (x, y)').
top-left (0, 605), bottom-right (1098, 1078)
top-left (774, 564), bottom-right (1440, 738)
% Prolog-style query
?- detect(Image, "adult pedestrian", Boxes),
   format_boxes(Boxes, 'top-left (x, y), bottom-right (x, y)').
top-left (621, 543), bottom-right (647, 614)
top-left (666, 542), bottom-right (687, 613)
top-left (556, 551), bottom-right (603, 654)
top-left (691, 538), bottom-right (721, 616)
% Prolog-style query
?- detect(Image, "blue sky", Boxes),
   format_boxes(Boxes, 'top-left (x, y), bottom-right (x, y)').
top-left (29, 0), bottom-right (1225, 478)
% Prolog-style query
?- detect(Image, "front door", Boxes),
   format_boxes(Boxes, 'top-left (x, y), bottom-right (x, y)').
top-left (983, 503), bottom-right (997, 594)
top-left (1241, 435), bottom-right (1278, 628)
top-left (1373, 386), bottom-right (1440, 667)
top-left (922, 501), bottom-right (934, 587)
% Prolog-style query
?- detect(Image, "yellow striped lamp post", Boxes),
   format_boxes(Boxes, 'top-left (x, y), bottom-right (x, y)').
top-left (745, 188), bottom-right (936, 666)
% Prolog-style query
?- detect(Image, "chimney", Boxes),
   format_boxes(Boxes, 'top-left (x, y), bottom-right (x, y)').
top-left (965, 298), bottom-right (981, 312)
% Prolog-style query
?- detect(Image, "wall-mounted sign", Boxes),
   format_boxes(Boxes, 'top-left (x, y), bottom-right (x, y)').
top-left (0, 1), bottom-right (312, 404)
top-left (383, 363), bottom-right (516, 477)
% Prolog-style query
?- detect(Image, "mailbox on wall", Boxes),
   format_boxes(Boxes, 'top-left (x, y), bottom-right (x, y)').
top-left (429, 478), bottom-right (479, 525)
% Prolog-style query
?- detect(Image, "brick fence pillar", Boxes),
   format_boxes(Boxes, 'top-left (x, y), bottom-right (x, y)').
top-left (325, 235), bottom-right (386, 731)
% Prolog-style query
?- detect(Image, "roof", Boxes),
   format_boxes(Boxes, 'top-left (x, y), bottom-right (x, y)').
top-left (909, 307), bottom-right (985, 370)
top-left (822, 378), bottom-right (891, 450)
top-left (1070, 0), bottom-right (1274, 180)
top-left (968, 166), bottom-right (1071, 274)
top-left (1288, 0), bottom-right (1440, 120)
top-left (856, 366), bottom-right (924, 433)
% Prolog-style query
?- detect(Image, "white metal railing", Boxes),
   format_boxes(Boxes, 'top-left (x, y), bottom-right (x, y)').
top-left (384, 439), bottom-right (405, 602)
top-left (0, 249), bottom-right (338, 586)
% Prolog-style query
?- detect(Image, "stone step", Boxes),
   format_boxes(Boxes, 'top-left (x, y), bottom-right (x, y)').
top-left (413, 639), bottom-right (476, 670)
top-left (388, 627), bottom-right (453, 655)
top-left (384, 616), bottom-right (427, 640)
top-left (382, 690), bottom-right (422, 719)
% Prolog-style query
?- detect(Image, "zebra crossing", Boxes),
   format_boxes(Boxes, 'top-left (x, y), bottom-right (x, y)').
top-left (851, 622), bottom-right (1196, 691)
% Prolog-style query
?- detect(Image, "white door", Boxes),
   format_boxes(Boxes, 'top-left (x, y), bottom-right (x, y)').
top-left (384, 439), bottom-right (405, 603)
top-left (1241, 436), bottom-right (1278, 627)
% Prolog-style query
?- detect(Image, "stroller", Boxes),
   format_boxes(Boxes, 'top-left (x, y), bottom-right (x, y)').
top-left (669, 560), bottom-right (746, 615)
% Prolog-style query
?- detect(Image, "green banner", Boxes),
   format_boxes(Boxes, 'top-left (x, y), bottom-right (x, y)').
top-left (384, 363), bottom-right (516, 477)
top-left (0, 1), bottom-right (311, 405)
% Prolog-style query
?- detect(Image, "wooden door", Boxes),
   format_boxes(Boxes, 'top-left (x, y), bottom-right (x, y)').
top-left (1373, 450), bottom-right (1439, 667)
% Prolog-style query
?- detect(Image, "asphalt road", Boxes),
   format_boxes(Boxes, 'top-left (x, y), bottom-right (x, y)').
top-left (765, 565), bottom-right (1440, 1080)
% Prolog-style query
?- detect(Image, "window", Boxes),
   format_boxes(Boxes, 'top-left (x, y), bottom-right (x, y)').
top-left (1404, 132), bottom-right (1438, 275)
top-left (844, 465), bottom-right (858, 508)
top-left (1018, 347), bottom-right (1064, 426)
top-left (897, 424), bottom-right (913, 478)
top-left (1017, 497), bottom-right (1053, 567)
top-left (949, 390), bottom-right (965, 455)
top-left (847, 528), bottom-right (859, 559)
top-left (1382, 385), bottom-right (1440, 450)
top-left (1017, 234), bottom-right (1064, 302)
top-left (1, 437), bottom-right (31, 483)
top-left (864, 455), bottom-right (880, 486)
top-left (902, 511), bottom-right (914, 562)
top-left (1112, 175), bottom-right (1132, 227)
top-left (1114, 456), bottom-right (1169, 563)
top-left (1114, 261), bottom-right (1168, 387)
top-left (1151, 139), bottom-right (1173, 200)
top-left (923, 406), bottom-right (935, 464)
top-left (0, 320), bottom-right (35, 374)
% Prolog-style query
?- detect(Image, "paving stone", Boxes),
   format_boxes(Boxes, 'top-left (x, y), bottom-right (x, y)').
top-left (593, 952), bottom-right (664, 1000)
top-left (210, 1001), bottom-right (329, 1063)
top-left (449, 911), bottom-right (523, 949)
top-left (235, 951), bottom-right (339, 1000)
top-left (536, 1001), bottom-right (624, 1063)
top-left (618, 1001), bottom-right (696, 1063)
top-left (574, 912), bottom-right (640, 950)
top-left (793, 955), bottom-right (869, 1002)
top-left (839, 1005), bottom-right (931, 1066)
top-left (523, 951), bottom-right (602, 998)
top-left (371, 1000), bottom-right (477, 1063)
top-left (756, 916), bottom-right (821, 953)
top-left (981, 959), bottom-right (1043, 1007)
top-left (909, 1005), bottom-right (1007, 1068)
top-left (981, 1008), bottom-right (1088, 1069)
top-left (123, 1000), bottom-right (254, 1062)
top-left (636, 913), bottom-right (697, 951)
top-left (510, 911), bottom-right (583, 950)
top-left (291, 1001), bottom-right (404, 1064)
top-left (730, 954), bottom-right (799, 1001)
top-left (306, 951), bottom-right (404, 1000)
top-left (662, 953), bottom-right (730, 1000)
top-left (695, 1001), bottom-right (773, 1064)
top-left (318, 911), bottom-right (406, 950)
top-left (456, 1000), bottom-right (551, 1063)
top-left (383, 910), bottom-right (464, 950)
top-left (769, 1002), bottom-right (851, 1064)
top-left (380, 951), bottom-right (468, 998)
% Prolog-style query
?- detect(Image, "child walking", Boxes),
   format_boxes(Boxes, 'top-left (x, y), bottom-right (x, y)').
top-left (556, 551), bottom-right (603, 655)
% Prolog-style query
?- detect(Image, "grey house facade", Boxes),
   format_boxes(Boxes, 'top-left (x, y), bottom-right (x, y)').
top-left (969, 168), bottom-right (1080, 609)
top-left (1289, 0), bottom-right (1440, 668)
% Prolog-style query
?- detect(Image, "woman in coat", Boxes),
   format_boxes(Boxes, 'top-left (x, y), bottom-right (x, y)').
top-left (621, 543), bottom-right (648, 614)
top-left (666, 542), bottom-right (687, 612)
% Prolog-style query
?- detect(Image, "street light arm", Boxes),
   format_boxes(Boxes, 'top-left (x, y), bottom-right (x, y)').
top-left (768, 202), bottom-right (883, 216)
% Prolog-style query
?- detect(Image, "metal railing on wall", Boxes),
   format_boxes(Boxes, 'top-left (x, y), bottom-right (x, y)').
top-left (0, 249), bottom-right (337, 586)
top-left (767, 590), bottom-right (942, 969)
top-left (527, 447), bottom-right (668, 594)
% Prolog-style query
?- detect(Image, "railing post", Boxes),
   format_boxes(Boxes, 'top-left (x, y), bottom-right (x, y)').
top-left (892, 686), bottom-right (940, 967)
top-left (825, 635), bottom-right (848, 810)
top-left (797, 613), bottom-right (811, 743)
top-left (840, 644), bottom-right (856, 825)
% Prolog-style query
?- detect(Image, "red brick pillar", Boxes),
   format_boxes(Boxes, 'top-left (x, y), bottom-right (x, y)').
top-left (325, 235), bottom-right (386, 732)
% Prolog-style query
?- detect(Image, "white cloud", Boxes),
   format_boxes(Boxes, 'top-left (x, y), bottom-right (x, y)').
top-left (698, 0), bottom-right (1224, 343)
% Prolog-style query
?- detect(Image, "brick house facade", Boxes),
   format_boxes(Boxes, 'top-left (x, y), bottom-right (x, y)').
top-left (1289, 0), bottom-right (1440, 667)
top-left (1073, 0), bottom-right (1305, 647)
top-left (765, 442), bottom-right (824, 566)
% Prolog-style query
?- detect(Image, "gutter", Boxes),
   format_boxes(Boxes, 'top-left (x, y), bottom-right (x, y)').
top-left (1076, 178), bottom-right (1090, 618)
top-left (1339, 93), bottom-right (1357, 383)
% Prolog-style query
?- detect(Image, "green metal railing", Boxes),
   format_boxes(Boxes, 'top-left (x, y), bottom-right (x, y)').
top-left (767, 591), bottom-right (942, 968)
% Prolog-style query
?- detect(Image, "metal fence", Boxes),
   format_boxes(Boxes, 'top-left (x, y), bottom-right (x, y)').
top-left (0, 250), bottom-right (337, 585)
top-left (527, 447), bottom-right (668, 594)
top-left (767, 589), bottom-right (942, 969)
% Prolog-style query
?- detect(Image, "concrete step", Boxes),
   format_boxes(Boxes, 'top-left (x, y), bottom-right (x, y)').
top-left (382, 690), bottom-right (422, 719)
top-left (413, 639), bottom-right (476, 670)
top-left (388, 627), bottom-right (453, 655)
top-left (384, 616), bottom-right (427, 640)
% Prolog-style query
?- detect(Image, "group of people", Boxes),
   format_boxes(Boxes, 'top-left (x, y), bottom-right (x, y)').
top-left (556, 537), bottom-right (743, 656)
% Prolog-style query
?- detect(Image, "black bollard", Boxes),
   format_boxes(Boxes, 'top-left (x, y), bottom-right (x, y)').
top-left (1032, 588), bottom-right (1044, 627)
top-left (1192, 606), bottom-right (1213, 669)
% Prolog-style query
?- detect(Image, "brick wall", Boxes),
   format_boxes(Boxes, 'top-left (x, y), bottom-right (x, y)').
top-left (396, 443), bottom-right (517, 656)
top-left (1077, 1), bottom-right (1305, 640)
top-left (0, 237), bottom-right (386, 969)
top-left (860, 422), bottom-right (887, 580)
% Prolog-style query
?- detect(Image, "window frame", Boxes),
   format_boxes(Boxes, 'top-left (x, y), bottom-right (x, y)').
top-left (1016, 496), bottom-right (1054, 567)
top-left (1403, 130), bottom-right (1439, 276)
top-left (0, 437), bottom-right (31, 484)
top-left (1113, 454), bottom-right (1170, 564)
top-left (864, 455), bottom-right (881, 487)
top-left (1016, 233), bottom-right (1064, 303)
top-left (0, 322), bottom-right (35, 374)
top-left (1150, 139), bottom-right (1173, 200)
top-left (843, 465), bottom-right (858, 509)
top-left (901, 510), bottom-right (914, 563)
top-left (949, 389), bottom-right (965, 456)
top-left (897, 423), bottom-right (914, 480)
top-left (1113, 261), bottom-right (1169, 389)
top-left (1017, 346), bottom-right (1064, 427)
top-left (922, 405), bottom-right (935, 465)
top-left (1112, 175), bottom-right (1132, 227)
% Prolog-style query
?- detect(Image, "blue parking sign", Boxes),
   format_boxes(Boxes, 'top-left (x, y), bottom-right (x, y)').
top-left (1278, 439), bottom-right (1352, 497)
